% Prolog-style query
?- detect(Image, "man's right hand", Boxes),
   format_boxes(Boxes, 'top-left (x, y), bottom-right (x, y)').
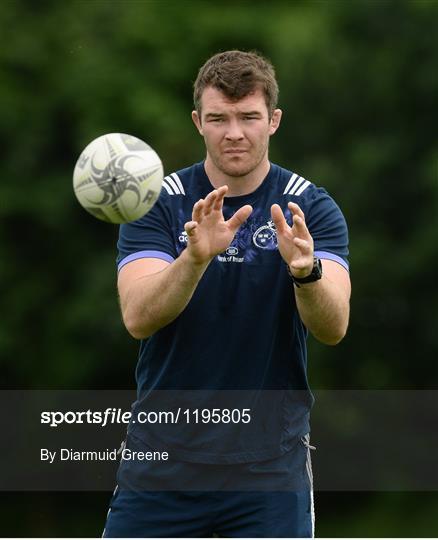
top-left (118, 186), bottom-right (252, 339)
top-left (184, 186), bottom-right (253, 265)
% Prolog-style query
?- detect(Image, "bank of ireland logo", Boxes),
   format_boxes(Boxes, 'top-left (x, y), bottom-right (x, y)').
top-left (252, 220), bottom-right (278, 250)
top-left (217, 243), bottom-right (243, 263)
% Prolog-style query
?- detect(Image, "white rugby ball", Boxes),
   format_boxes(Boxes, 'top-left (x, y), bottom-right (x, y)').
top-left (73, 133), bottom-right (163, 223)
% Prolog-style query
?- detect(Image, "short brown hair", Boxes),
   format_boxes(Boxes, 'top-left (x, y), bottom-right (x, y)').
top-left (193, 50), bottom-right (279, 117)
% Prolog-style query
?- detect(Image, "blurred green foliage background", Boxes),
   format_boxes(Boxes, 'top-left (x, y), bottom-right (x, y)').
top-left (1, 0), bottom-right (437, 536)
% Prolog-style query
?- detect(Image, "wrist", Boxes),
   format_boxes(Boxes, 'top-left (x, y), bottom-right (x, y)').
top-left (288, 257), bottom-right (322, 287)
top-left (288, 264), bottom-right (314, 280)
top-left (182, 247), bottom-right (212, 271)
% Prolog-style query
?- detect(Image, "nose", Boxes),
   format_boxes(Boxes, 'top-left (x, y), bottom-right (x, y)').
top-left (225, 118), bottom-right (244, 141)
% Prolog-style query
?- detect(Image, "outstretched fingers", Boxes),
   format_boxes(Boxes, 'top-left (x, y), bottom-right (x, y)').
top-left (213, 185), bottom-right (228, 212)
top-left (193, 186), bottom-right (228, 221)
top-left (288, 202), bottom-right (311, 239)
top-left (288, 201), bottom-right (305, 219)
top-left (192, 199), bottom-right (205, 223)
top-left (293, 236), bottom-right (312, 254)
top-left (270, 204), bottom-right (289, 234)
top-left (203, 190), bottom-right (219, 216)
top-left (292, 217), bottom-right (312, 240)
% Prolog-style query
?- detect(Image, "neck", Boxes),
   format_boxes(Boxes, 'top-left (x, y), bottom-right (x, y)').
top-left (204, 156), bottom-right (270, 197)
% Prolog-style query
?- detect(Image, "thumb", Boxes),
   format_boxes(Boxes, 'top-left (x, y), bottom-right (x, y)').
top-left (227, 205), bottom-right (253, 233)
top-left (184, 221), bottom-right (198, 237)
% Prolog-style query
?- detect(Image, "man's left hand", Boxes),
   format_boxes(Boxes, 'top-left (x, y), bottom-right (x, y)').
top-left (271, 202), bottom-right (314, 279)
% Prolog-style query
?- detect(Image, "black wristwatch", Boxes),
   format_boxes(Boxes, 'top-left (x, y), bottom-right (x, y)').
top-left (288, 257), bottom-right (323, 287)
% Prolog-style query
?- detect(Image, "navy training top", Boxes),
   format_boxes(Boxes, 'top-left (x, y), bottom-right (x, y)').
top-left (117, 161), bottom-right (349, 464)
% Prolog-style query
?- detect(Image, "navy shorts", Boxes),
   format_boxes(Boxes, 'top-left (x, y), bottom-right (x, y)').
top-left (102, 435), bottom-right (315, 538)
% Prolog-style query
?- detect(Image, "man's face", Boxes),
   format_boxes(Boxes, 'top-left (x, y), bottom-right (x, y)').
top-left (192, 87), bottom-right (282, 178)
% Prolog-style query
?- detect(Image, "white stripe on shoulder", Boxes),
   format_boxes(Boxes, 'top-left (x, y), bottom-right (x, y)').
top-left (171, 173), bottom-right (185, 195)
top-left (164, 175), bottom-right (180, 194)
top-left (162, 179), bottom-right (174, 195)
top-left (289, 176), bottom-right (306, 195)
top-left (283, 173), bottom-right (313, 197)
top-left (295, 180), bottom-right (311, 196)
top-left (283, 173), bottom-right (299, 195)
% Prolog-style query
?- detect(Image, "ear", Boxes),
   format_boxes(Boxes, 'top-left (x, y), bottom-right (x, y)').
top-left (192, 110), bottom-right (203, 135)
top-left (268, 109), bottom-right (282, 135)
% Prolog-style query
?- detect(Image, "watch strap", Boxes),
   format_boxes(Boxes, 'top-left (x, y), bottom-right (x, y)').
top-left (288, 257), bottom-right (323, 287)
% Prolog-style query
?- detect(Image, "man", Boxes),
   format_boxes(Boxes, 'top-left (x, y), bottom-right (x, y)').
top-left (103, 50), bottom-right (350, 538)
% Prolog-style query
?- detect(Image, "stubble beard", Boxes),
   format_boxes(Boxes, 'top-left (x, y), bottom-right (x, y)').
top-left (208, 140), bottom-right (269, 179)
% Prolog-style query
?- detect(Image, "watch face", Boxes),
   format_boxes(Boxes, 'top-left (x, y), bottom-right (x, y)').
top-left (307, 258), bottom-right (322, 280)
top-left (314, 257), bottom-right (322, 277)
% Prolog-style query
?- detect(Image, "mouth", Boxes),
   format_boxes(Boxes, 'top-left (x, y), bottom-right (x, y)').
top-left (224, 149), bottom-right (248, 155)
